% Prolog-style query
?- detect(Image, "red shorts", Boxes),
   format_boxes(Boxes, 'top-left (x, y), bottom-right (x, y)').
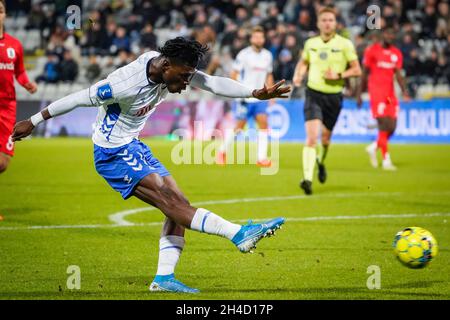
top-left (0, 99), bottom-right (17, 157)
top-left (369, 93), bottom-right (399, 119)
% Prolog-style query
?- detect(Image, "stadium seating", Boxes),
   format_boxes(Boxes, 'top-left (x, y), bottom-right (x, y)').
top-left (5, 0), bottom-right (448, 100)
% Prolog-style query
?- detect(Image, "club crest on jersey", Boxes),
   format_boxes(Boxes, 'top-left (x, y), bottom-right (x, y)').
top-left (97, 83), bottom-right (113, 100)
top-left (319, 52), bottom-right (328, 60)
top-left (7, 48), bottom-right (15, 59)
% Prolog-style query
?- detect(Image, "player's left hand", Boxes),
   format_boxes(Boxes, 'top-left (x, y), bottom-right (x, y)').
top-left (24, 82), bottom-right (38, 94)
top-left (252, 80), bottom-right (291, 100)
top-left (12, 120), bottom-right (34, 142)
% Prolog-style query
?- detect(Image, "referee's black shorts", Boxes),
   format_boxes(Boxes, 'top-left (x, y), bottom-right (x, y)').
top-left (303, 87), bottom-right (343, 131)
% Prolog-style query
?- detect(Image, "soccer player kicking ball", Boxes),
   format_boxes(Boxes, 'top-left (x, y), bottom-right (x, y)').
top-left (357, 27), bottom-right (411, 171)
top-left (13, 37), bottom-right (290, 293)
top-left (292, 7), bottom-right (361, 195)
top-left (216, 26), bottom-right (275, 167)
top-left (0, 0), bottom-right (37, 174)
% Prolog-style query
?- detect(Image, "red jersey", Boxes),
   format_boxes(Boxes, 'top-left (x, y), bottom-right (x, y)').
top-left (0, 32), bottom-right (30, 100)
top-left (363, 42), bottom-right (403, 97)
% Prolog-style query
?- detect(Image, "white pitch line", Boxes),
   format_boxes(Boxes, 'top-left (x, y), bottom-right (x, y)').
top-left (0, 212), bottom-right (448, 231)
top-left (108, 190), bottom-right (450, 226)
top-left (108, 191), bottom-right (405, 226)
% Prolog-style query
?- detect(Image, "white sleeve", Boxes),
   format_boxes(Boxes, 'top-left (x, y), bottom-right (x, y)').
top-left (232, 51), bottom-right (244, 72)
top-left (30, 87), bottom-right (97, 126)
top-left (267, 52), bottom-right (273, 74)
top-left (47, 88), bottom-right (96, 117)
top-left (190, 70), bottom-right (254, 98)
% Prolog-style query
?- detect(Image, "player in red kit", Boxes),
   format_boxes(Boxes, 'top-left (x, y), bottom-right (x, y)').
top-left (0, 0), bottom-right (37, 174)
top-left (357, 27), bottom-right (410, 171)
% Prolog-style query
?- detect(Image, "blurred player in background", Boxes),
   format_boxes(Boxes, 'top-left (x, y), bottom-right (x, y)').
top-left (0, 0), bottom-right (37, 174)
top-left (292, 7), bottom-right (361, 195)
top-left (216, 26), bottom-right (274, 167)
top-left (357, 27), bottom-right (411, 171)
top-left (13, 37), bottom-right (290, 293)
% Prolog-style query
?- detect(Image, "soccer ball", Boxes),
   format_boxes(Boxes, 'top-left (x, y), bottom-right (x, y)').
top-left (392, 227), bottom-right (438, 269)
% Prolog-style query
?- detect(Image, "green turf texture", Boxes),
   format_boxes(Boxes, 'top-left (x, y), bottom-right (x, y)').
top-left (0, 138), bottom-right (449, 300)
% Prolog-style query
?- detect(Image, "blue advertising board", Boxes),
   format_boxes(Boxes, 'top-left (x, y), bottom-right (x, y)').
top-left (29, 97), bottom-right (450, 144)
top-left (267, 99), bottom-right (450, 143)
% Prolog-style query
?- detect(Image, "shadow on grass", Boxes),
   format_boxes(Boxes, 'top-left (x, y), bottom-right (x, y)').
top-left (0, 207), bottom-right (43, 216)
top-left (387, 280), bottom-right (445, 289)
top-left (203, 287), bottom-right (448, 299)
top-left (1, 281), bottom-right (448, 300)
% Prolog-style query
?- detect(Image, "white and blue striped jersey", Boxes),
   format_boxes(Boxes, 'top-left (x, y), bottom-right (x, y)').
top-left (88, 51), bottom-right (167, 148)
top-left (51, 50), bottom-right (255, 148)
top-left (232, 46), bottom-right (273, 103)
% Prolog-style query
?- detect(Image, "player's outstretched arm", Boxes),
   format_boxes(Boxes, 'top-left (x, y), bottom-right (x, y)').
top-left (12, 88), bottom-right (95, 141)
top-left (190, 70), bottom-right (291, 100)
top-left (252, 80), bottom-right (291, 100)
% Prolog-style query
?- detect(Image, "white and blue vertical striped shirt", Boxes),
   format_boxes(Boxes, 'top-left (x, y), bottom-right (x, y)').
top-left (89, 51), bottom-right (168, 148)
top-left (45, 51), bottom-right (255, 148)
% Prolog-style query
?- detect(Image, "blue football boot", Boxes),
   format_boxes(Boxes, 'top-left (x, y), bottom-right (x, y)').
top-left (231, 217), bottom-right (285, 253)
top-left (149, 274), bottom-right (199, 293)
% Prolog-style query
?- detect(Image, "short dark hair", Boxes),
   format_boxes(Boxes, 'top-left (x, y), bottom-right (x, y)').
top-left (158, 37), bottom-right (208, 68)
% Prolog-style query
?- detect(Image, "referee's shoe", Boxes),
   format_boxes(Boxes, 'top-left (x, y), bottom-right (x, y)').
top-left (300, 179), bottom-right (313, 195)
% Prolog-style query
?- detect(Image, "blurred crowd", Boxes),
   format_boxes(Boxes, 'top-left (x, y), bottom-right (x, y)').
top-left (5, 0), bottom-right (450, 94)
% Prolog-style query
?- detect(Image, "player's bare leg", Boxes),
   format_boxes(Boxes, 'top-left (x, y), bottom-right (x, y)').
top-left (301, 119), bottom-right (321, 194)
top-left (217, 119), bottom-right (247, 165)
top-left (0, 152), bottom-right (9, 221)
top-left (136, 174), bottom-right (199, 293)
top-left (133, 173), bottom-right (197, 227)
top-left (133, 173), bottom-right (283, 248)
top-left (377, 117), bottom-right (397, 170)
top-left (149, 175), bottom-right (198, 293)
top-left (255, 113), bottom-right (271, 167)
top-left (0, 152), bottom-right (11, 174)
top-left (365, 136), bottom-right (379, 168)
top-left (135, 173), bottom-right (284, 293)
top-left (317, 125), bottom-right (331, 183)
top-left (0, 153), bottom-right (10, 221)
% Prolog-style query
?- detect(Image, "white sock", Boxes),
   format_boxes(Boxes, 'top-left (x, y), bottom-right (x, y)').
top-left (383, 153), bottom-right (393, 165)
top-left (219, 129), bottom-right (234, 153)
top-left (303, 146), bottom-right (316, 181)
top-left (367, 141), bottom-right (377, 152)
top-left (257, 130), bottom-right (269, 161)
top-left (156, 235), bottom-right (185, 276)
top-left (190, 208), bottom-right (241, 240)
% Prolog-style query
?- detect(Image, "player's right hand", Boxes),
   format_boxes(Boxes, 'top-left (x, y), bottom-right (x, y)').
top-left (12, 120), bottom-right (34, 142)
top-left (252, 80), bottom-right (291, 100)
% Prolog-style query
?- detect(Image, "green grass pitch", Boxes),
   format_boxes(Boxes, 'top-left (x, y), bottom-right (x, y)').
top-left (0, 138), bottom-right (449, 300)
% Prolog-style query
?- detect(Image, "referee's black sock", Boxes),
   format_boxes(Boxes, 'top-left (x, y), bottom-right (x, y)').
top-left (319, 144), bottom-right (329, 164)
